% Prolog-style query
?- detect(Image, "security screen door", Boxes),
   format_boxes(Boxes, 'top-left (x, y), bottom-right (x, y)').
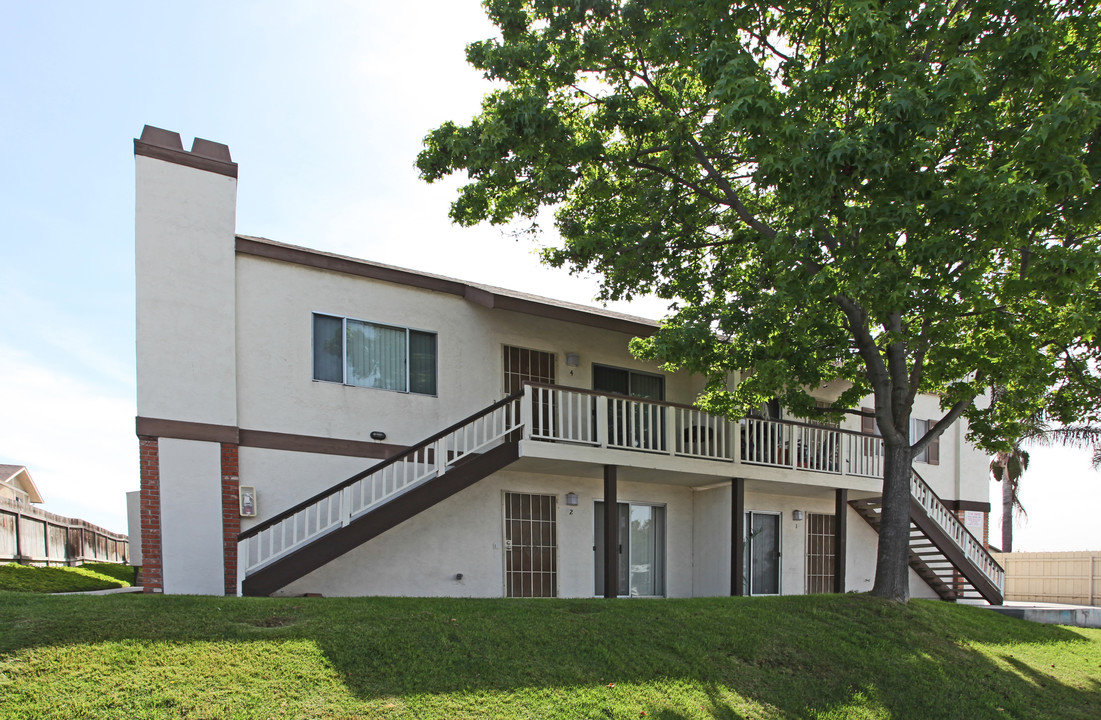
top-left (745, 511), bottom-right (781, 595)
top-left (594, 501), bottom-right (666, 597)
top-left (504, 492), bottom-right (557, 597)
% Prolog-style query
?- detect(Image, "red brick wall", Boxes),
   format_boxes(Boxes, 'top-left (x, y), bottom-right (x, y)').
top-left (138, 436), bottom-right (162, 592)
top-left (221, 443), bottom-right (240, 596)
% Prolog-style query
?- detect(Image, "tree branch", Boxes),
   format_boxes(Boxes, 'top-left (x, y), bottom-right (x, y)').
top-left (912, 396), bottom-right (973, 455)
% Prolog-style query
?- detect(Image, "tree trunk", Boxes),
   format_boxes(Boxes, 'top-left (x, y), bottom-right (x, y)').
top-left (870, 441), bottom-right (914, 602)
top-left (1001, 474), bottom-right (1014, 553)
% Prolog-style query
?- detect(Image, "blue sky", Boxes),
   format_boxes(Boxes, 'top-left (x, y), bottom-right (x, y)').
top-left (1, 1), bottom-right (1097, 552)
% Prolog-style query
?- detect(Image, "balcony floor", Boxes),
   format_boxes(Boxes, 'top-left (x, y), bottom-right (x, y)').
top-left (515, 439), bottom-right (885, 498)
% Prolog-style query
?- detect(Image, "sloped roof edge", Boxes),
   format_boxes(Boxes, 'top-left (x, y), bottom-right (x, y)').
top-left (0, 464), bottom-right (44, 504)
top-left (235, 235), bottom-right (660, 337)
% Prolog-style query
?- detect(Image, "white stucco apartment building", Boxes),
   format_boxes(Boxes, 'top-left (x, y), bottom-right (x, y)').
top-left (132, 125), bottom-right (1003, 603)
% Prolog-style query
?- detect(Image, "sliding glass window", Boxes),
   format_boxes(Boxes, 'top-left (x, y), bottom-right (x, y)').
top-left (312, 313), bottom-right (437, 395)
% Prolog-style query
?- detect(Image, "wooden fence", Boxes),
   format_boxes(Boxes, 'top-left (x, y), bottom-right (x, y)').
top-left (992, 551), bottom-right (1101, 606)
top-left (0, 497), bottom-right (128, 566)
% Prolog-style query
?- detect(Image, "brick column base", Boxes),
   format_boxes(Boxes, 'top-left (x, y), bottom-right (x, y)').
top-left (221, 443), bottom-right (240, 596)
top-left (138, 436), bottom-right (163, 592)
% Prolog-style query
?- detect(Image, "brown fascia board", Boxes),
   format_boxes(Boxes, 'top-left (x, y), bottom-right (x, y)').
top-left (134, 125), bottom-right (238, 179)
top-left (235, 235), bottom-right (659, 337)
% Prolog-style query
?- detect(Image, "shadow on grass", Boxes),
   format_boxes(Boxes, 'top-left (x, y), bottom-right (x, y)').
top-left (1, 592), bottom-right (1098, 718)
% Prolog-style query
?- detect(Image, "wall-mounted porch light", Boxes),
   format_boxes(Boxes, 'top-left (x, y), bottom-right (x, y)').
top-left (565, 352), bottom-right (580, 367)
top-left (792, 510), bottom-right (804, 521)
top-left (565, 492), bottom-right (579, 506)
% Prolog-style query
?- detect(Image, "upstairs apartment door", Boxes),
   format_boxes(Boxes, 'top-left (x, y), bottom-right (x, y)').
top-left (504, 346), bottom-right (556, 435)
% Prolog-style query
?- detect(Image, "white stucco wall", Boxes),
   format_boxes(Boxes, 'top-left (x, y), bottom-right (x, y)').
top-left (692, 485), bottom-right (731, 597)
top-left (126, 490), bottom-right (142, 566)
top-left (159, 438), bottom-right (225, 595)
top-left (233, 254), bottom-right (701, 447)
top-left (136, 156), bottom-right (238, 427)
top-left (275, 469), bottom-right (696, 599)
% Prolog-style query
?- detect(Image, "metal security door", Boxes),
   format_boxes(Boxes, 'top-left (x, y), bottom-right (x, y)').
top-left (504, 492), bottom-right (557, 597)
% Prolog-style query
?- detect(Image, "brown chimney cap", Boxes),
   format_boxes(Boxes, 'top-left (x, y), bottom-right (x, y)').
top-left (139, 125), bottom-right (184, 151)
top-left (134, 125), bottom-right (238, 179)
top-left (191, 137), bottom-right (233, 163)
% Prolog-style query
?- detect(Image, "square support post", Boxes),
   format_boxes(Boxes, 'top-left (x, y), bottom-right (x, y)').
top-left (603, 465), bottom-right (618, 598)
top-left (834, 488), bottom-right (848, 593)
top-left (731, 477), bottom-right (745, 596)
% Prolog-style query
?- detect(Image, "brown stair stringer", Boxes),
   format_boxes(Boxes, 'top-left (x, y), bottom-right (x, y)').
top-left (905, 497), bottom-right (1003, 604)
top-left (850, 497), bottom-right (1003, 605)
top-left (242, 441), bottom-right (520, 597)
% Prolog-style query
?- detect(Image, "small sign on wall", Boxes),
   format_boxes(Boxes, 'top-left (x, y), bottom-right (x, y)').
top-left (964, 510), bottom-right (983, 529)
top-left (240, 486), bottom-right (257, 517)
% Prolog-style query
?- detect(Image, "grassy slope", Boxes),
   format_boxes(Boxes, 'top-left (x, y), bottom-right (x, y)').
top-left (0, 593), bottom-right (1097, 719)
top-left (0, 563), bottom-right (131, 593)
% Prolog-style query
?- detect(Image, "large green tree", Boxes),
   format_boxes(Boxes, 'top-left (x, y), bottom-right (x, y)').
top-left (419, 0), bottom-right (1101, 601)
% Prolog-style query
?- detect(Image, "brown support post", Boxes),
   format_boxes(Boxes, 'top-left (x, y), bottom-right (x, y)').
top-left (603, 465), bottom-right (618, 599)
top-left (14, 511), bottom-right (23, 563)
top-left (834, 489), bottom-right (848, 594)
top-left (731, 478), bottom-right (745, 596)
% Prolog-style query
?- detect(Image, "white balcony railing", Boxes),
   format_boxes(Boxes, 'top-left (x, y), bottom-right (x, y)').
top-left (522, 383), bottom-right (878, 477)
top-left (240, 394), bottom-right (522, 576)
top-left (911, 472), bottom-right (1005, 594)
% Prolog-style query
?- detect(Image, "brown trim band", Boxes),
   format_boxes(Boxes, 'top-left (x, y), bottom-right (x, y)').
top-left (135, 417), bottom-right (404, 459)
top-left (136, 417), bottom-right (239, 444)
top-left (942, 500), bottom-right (991, 513)
top-left (235, 236), bottom-right (658, 337)
top-left (238, 429), bottom-right (402, 460)
top-left (134, 140), bottom-right (238, 179)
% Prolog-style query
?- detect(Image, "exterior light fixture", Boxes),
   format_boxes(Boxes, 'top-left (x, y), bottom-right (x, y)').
top-left (370, 431), bottom-right (387, 441)
top-left (565, 352), bottom-right (580, 367)
top-left (565, 492), bottom-right (579, 506)
top-left (792, 510), bottom-right (804, 521)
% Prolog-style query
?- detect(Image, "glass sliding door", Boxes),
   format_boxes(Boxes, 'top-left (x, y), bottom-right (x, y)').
top-left (594, 501), bottom-right (666, 597)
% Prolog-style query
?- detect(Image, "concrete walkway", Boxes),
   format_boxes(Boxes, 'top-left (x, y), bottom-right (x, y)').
top-left (54, 586), bottom-right (145, 596)
top-left (982, 600), bottom-right (1101, 629)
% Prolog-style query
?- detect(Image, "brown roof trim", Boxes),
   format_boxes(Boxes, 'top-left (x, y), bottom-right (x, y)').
top-left (134, 125), bottom-right (238, 179)
top-left (236, 236), bottom-right (467, 296)
top-left (136, 417), bottom-right (404, 459)
top-left (235, 235), bottom-right (659, 337)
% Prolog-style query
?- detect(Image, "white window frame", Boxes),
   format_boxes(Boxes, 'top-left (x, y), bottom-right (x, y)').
top-left (312, 312), bottom-right (437, 396)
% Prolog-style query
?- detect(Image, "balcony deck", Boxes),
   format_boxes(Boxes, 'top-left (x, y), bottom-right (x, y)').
top-left (513, 383), bottom-right (888, 496)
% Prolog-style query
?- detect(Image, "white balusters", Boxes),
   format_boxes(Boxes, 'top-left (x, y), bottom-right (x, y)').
top-left (910, 473), bottom-right (1005, 594)
top-left (243, 394), bottom-right (523, 576)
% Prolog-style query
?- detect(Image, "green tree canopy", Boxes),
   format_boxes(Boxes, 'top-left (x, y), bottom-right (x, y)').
top-left (419, 0), bottom-right (1101, 601)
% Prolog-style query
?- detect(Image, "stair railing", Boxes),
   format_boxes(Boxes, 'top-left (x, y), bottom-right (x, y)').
top-left (910, 470), bottom-right (1005, 594)
top-left (239, 392), bottom-right (524, 575)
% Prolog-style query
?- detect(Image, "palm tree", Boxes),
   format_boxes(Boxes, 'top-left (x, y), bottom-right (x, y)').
top-left (990, 422), bottom-right (1101, 553)
top-left (989, 447), bottom-right (1029, 553)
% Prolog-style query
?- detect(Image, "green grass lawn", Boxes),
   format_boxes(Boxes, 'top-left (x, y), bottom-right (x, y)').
top-left (0, 593), bottom-right (1097, 719)
top-left (0, 563), bottom-right (132, 593)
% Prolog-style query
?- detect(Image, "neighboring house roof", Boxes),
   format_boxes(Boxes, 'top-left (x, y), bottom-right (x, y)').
top-left (235, 235), bottom-right (661, 337)
top-left (0, 464), bottom-right (44, 504)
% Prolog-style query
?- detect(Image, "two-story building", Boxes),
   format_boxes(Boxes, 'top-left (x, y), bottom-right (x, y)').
top-left (131, 125), bottom-right (1001, 603)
